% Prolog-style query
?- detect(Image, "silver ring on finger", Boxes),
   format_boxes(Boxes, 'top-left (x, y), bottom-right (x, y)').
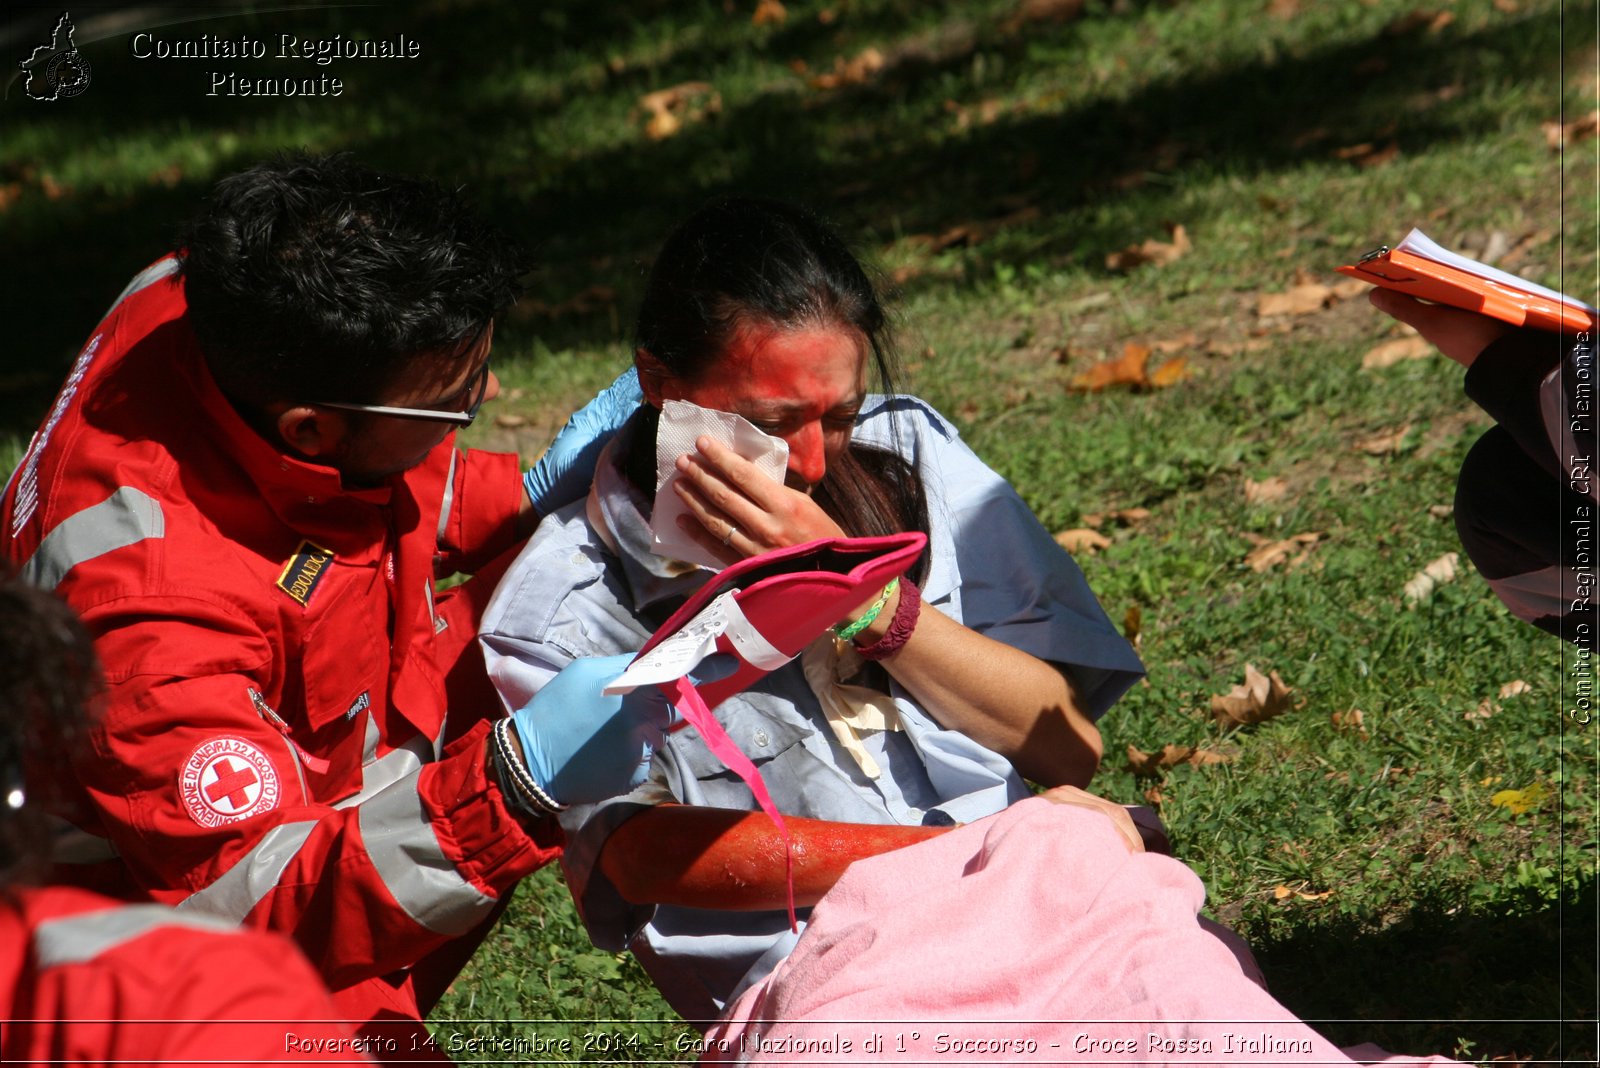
top-left (722, 523), bottom-right (738, 546)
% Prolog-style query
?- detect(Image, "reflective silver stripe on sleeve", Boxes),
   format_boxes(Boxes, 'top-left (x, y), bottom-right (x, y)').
top-left (35, 903), bottom-right (235, 968)
top-left (334, 725), bottom-right (431, 810)
top-left (20, 487), bottom-right (165, 590)
top-left (358, 769), bottom-right (495, 936)
top-left (173, 820), bottom-right (319, 923)
top-left (101, 256), bottom-right (181, 320)
top-left (437, 447), bottom-right (459, 545)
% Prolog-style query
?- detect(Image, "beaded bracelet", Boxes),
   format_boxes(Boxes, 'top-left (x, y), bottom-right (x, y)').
top-left (834, 578), bottom-right (899, 642)
top-left (489, 717), bottom-right (568, 817)
top-left (856, 577), bottom-right (922, 661)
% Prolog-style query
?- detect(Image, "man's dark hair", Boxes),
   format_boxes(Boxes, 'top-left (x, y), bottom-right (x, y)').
top-left (626, 197), bottom-right (928, 576)
top-left (0, 577), bottom-right (101, 884)
top-left (179, 152), bottom-right (528, 408)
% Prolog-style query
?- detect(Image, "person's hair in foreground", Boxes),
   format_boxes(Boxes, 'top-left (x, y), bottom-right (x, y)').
top-left (179, 151), bottom-right (528, 412)
top-left (0, 577), bottom-right (100, 886)
top-left (625, 196), bottom-right (928, 564)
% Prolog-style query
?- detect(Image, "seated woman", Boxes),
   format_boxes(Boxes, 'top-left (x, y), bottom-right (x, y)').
top-left (478, 197), bottom-right (1144, 1025)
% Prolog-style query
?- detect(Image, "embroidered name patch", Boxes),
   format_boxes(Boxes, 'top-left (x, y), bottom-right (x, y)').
top-left (276, 540), bottom-right (334, 606)
top-left (345, 690), bottom-right (370, 721)
top-left (178, 736), bottom-right (281, 828)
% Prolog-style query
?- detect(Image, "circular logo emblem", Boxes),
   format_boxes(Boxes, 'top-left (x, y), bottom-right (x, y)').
top-left (46, 51), bottom-right (91, 99)
top-left (179, 737), bottom-right (280, 828)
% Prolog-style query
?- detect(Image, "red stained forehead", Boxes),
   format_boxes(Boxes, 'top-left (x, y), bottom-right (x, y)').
top-left (674, 323), bottom-right (867, 414)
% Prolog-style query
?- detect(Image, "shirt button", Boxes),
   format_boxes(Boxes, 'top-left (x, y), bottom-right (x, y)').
top-left (752, 729), bottom-right (770, 748)
top-left (570, 552), bottom-right (586, 566)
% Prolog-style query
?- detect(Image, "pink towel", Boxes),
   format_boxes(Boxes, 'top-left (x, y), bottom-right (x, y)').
top-left (702, 798), bottom-right (1461, 1067)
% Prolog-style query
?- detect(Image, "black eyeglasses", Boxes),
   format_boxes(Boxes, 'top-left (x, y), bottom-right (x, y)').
top-left (316, 359), bottom-right (492, 427)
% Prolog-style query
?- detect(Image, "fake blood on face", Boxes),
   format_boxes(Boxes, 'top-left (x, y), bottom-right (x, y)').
top-left (663, 325), bottom-right (868, 490)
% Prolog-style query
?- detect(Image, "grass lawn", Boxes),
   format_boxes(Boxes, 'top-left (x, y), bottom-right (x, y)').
top-left (4, 0), bottom-right (1596, 1063)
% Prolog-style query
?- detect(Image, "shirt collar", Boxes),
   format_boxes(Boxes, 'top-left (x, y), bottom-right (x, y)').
top-left (589, 416), bottom-right (713, 613)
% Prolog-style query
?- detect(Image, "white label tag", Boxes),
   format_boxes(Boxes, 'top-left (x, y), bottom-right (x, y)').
top-left (602, 589), bottom-right (795, 694)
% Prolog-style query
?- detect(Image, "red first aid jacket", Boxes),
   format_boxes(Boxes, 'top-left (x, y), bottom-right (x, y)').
top-left (1, 885), bottom-right (366, 1065)
top-left (0, 258), bottom-right (559, 991)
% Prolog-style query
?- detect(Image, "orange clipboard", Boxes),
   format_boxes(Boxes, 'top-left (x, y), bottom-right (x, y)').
top-left (1339, 243), bottom-right (1596, 334)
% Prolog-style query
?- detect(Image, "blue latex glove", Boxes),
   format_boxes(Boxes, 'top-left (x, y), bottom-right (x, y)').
top-left (510, 651), bottom-right (737, 805)
top-left (522, 368), bottom-right (642, 515)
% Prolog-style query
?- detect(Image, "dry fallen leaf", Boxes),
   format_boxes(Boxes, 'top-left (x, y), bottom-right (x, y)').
top-left (1362, 336), bottom-right (1433, 370)
top-left (1466, 698), bottom-right (1498, 722)
top-left (1331, 708), bottom-right (1368, 738)
top-left (1334, 140), bottom-right (1400, 168)
top-left (1147, 355), bottom-right (1190, 388)
top-left (1150, 330), bottom-right (1200, 354)
top-left (1054, 528), bottom-right (1111, 554)
top-left (1082, 507), bottom-right (1152, 528)
top-left (1123, 604), bottom-right (1143, 647)
top-left (1267, 0), bottom-right (1300, 18)
top-left (638, 81), bottom-right (722, 140)
top-left (1542, 110), bottom-right (1600, 150)
top-left (1403, 551), bottom-right (1460, 603)
top-left (1358, 424), bottom-right (1412, 455)
top-left (1272, 884), bottom-right (1293, 901)
top-left (1070, 342), bottom-right (1149, 391)
top-left (1257, 283), bottom-right (1333, 317)
top-left (1499, 680), bottom-right (1532, 699)
top-left (1490, 782), bottom-right (1548, 815)
top-left (1385, 9), bottom-right (1455, 35)
top-left (1243, 531), bottom-right (1322, 572)
top-left (493, 413), bottom-right (529, 429)
top-left (905, 205), bottom-right (1041, 254)
top-left (1428, 504), bottom-right (1454, 519)
top-left (1106, 223), bottom-right (1191, 272)
top-left (1005, 0), bottom-right (1087, 29)
top-left (1210, 664), bottom-right (1296, 728)
top-left (752, 0), bottom-right (787, 26)
top-left (1244, 476), bottom-right (1290, 505)
top-left (1330, 277), bottom-right (1370, 300)
top-left (1208, 338), bottom-right (1270, 356)
top-left (1068, 343), bottom-right (1186, 393)
top-left (808, 46), bottom-right (885, 90)
top-left (1500, 228), bottom-right (1552, 268)
top-left (1126, 743), bottom-right (1234, 778)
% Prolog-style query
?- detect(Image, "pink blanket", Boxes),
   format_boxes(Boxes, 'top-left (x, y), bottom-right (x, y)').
top-left (701, 797), bottom-right (1460, 1067)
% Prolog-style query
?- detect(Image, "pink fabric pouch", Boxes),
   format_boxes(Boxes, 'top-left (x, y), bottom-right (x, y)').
top-left (602, 532), bottom-right (927, 925)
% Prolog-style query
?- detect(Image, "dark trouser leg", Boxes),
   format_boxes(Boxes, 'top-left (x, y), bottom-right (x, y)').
top-left (1455, 425), bottom-right (1594, 638)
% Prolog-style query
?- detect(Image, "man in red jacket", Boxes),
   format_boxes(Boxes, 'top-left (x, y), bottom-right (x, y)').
top-left (0, 153), bottom-right (672, 1054)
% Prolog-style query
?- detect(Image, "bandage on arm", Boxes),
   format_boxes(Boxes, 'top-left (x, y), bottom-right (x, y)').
top-left (596, 804), bottom-right (950, 911)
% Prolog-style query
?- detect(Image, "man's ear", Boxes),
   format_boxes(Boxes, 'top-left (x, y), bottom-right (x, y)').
top-left (274, 405), bottom-right (346, 459)
top-left (634, 348), bottom-right (676, 408)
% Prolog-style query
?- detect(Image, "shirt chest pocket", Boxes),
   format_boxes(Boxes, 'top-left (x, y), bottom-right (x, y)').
top-left (667, 684), bottom-right (830, 810)
top-left (293, 562), bottom-right (392, 736)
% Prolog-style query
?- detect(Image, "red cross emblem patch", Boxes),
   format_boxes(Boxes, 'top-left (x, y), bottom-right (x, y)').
top-left (179, 737), bottom-right (281, 828)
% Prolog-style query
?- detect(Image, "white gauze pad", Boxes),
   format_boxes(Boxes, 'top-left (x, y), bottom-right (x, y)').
top-left (650, 399), bottom-right (789, 569)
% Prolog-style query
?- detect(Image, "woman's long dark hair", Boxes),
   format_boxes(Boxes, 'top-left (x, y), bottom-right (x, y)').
top-left (627, 197), bottom-right (928, 579)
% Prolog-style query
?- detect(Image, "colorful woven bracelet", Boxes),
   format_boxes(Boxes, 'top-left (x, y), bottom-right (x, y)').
top-left (856, 577), bottom-right (922, 661)
top-left (834, 578), bottom-right (899, 642)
